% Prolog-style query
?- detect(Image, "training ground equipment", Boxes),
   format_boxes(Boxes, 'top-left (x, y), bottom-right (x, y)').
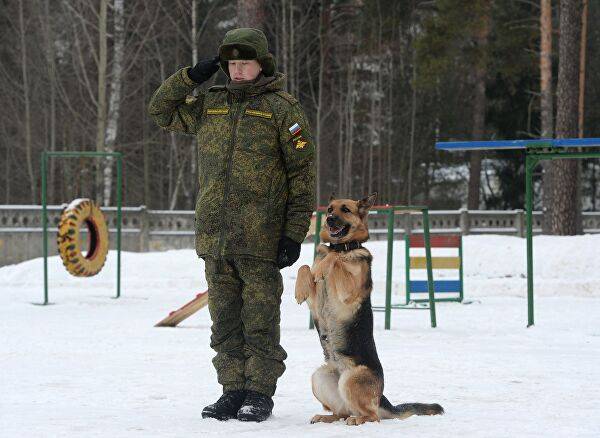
top-left (311, 205), bottom-right (437, 330)
top-left (57, 198), bottom-right (109, 277)
top-left (41, 151), bottom-right (123, 304)
top-left (155, 291), bottom-right (208, 327)
top-left (406, 234), bottom-right (463, 303)
top-left (436, 137), bottom-right (600, 326)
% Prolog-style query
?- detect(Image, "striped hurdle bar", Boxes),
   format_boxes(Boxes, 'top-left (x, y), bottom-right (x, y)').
top-left (405, 234), bottom-right (464, 303)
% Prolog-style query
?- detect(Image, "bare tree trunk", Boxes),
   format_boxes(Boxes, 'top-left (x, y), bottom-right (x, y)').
top-left (41, 0), bottom-right (57, 204)
top-left (4, 145), bottom-right (9, 203)
top-left (289, 0), bottom-right (296, 97)
top-left (142, 58), bottom-right (150, 208)
top-left (337, 89), bottom-right (344, 197)
top-left (540, 0), bottom-right (554, 233)
top-left (407, 58), bottom-right (416, 205)
top-left (548, 0), bottom-right (582, 235)
top-left (368, 84), bottom-right (375, 195)
top-left (104, 0), bottom-right (125, 207)
top-left (280, 0), bottom-right (288, 80)
top-left (95, 0), bottom-right (108, 204)
top-left (237, 0), bottom-right (265, 28)
top-left (467, 0), bottom-right (490, 210)
top-left (315, 0), bottom-right (328, 205)
top-left (18, 0), bottom-right (36, 203)
top-left (578, 0), bottom-right (588, 138)
top-left (576, 0), bottom-right (588, 233)
top-left (191, 0), bottom-right (198, 66)
top-left (188, 0), bottom-right (199, 209)
top-left (345, 63), bottom-right (355, 197)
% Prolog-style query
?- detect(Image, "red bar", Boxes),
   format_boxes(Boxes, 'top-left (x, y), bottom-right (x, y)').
top-left (409, 234), bottom-right (461, 248)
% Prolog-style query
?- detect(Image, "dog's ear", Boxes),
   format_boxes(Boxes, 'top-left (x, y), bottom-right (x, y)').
top-left (358, 192), bottom-right (377, 216)
top-left (328, 192), bottom-right (336, 203)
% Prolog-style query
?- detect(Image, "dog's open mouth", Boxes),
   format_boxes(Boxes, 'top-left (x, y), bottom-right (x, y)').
top-left (328, 223), bottom-right (350, 238)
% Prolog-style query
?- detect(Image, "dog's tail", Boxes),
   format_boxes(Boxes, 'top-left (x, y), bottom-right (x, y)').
top-left (378, 394), bottom-right (444, 420)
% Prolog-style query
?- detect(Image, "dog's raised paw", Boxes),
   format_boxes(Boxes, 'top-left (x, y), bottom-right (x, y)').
top-left (294, 265), bottom-right (313, 304)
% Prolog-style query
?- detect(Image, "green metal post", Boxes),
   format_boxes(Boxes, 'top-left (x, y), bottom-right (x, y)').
top-left (42, 152), bottom-right (49, 305)
top-left (405, 233), bottom-right (410, 304)
top-left (313, 210), bottom-right (323, 260)
top-left (309, 210), bottom-right (323, 329)
top-left (458, 235), bottom-right (464, 302)
top-left (116, 155), bottom-right (122, 299)
top-left (525, 155), bottom-right (536, 327)
top-left (422, 209), bottom-right (437, 328)
top-left (384, 207), bottom-right (394, 330)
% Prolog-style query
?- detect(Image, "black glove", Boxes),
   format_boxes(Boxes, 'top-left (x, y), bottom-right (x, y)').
top-left (276, 235), bottom-right (301, 269)
top-left (187, 55), bottom-right (220, 84)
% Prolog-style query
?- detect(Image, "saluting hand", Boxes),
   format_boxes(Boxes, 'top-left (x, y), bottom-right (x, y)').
top-left (187, 55), bottom-right (220, 84)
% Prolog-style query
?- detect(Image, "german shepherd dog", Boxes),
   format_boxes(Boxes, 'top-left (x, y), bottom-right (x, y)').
top-left (294, 192), bottom-right (444, 426)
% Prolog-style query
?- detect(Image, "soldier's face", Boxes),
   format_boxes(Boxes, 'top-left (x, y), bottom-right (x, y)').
top-left (228, 60), bottom-right (262, 82)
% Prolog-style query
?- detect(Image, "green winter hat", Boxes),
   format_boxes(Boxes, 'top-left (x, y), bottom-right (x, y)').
top-left (218, 28), bottom-right (277, 77)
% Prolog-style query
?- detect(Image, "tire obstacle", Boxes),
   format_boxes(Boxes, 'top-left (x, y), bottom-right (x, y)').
top-left (41, 150), bottom-right (123, 304)
top-left (57, 198), bottom-right (109, 277)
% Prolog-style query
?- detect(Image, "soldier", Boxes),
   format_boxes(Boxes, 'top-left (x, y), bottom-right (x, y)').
top-left (148, 28), bottom-right (316, 422)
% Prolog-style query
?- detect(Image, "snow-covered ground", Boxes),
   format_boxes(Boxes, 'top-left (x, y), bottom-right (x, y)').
top-left (2, 235), bottom-right (600, 437)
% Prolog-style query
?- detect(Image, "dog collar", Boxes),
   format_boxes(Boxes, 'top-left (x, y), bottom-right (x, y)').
top-left (328, 241), bottom-right (362, 252)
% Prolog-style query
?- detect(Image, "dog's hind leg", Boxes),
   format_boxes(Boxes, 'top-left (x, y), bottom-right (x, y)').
top-left (310, 364), bottom-right (349, 423)
top-left (339, 366), bottom-right (383, 426)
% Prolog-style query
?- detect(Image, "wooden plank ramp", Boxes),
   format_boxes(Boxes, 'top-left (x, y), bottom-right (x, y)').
top-left (154, 290), bottom-right (208, 327)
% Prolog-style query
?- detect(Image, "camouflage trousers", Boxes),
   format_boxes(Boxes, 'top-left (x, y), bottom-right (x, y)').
top-left (203, 255), bottom-right (287, 397)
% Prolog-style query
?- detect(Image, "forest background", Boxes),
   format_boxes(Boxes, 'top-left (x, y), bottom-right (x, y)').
top-left (1, 0), bottom-right (597, 234)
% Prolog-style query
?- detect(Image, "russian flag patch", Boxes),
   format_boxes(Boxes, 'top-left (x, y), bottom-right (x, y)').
top-left (288, 123), bottom-right (302, 136)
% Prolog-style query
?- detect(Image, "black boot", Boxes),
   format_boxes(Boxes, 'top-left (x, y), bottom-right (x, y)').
top-left (202, 390), bottom-right (247, 421)
top-left (236, 390), bottom-right (274, 422)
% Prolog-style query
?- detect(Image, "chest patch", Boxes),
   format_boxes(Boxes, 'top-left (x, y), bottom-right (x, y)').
top-left (245, 109), bottom-right (273, 119)
top-left (206, 108), bottom-right (229, 115)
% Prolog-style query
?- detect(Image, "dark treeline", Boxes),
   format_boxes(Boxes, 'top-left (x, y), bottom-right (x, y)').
top-left (1, 0), bottom-right (599, 220)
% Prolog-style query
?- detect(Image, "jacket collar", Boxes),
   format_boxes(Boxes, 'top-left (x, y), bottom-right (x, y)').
top-left (226, 72), bottom-right (286, 99)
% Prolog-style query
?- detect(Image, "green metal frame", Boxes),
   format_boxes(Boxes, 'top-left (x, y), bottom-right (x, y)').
top-left (524, 143), bottom-right (600, 326)
top-left (309, 205), bottom-right (437, 330)
top-left (405, 234), bottom-right (464, 303)
top-left (41, 151), bottom-right (123, 305)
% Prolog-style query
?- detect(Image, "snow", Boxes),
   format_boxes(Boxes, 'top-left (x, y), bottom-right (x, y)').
top-left (2, 235), bottom-right (600, 437)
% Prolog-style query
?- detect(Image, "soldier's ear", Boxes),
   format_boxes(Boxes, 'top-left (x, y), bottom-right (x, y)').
top-left (357, 192), bottom-right (377, 216)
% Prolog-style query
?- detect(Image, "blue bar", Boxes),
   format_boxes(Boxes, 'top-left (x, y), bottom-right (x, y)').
top-left (410, 280), bottom-right (461, 293)
top-left (436, 138), bottom-right (600, 151)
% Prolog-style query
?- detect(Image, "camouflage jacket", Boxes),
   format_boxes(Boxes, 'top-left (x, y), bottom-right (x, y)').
top-left (147, 68), bottom-right (316, 261)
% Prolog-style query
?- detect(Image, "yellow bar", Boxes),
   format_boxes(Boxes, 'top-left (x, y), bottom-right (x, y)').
top-left (207, 108), bottom-right (229, 115)
top-left (245, 109), bottom-right (273, 119)
top-left (410, 256), bottom-right (460, 269)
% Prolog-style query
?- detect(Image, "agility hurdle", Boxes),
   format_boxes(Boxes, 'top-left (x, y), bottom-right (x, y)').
top-left (436, 137), bottom-right (600, 326)
top-left (41, 151), bottom-right (123, 305)
top-left (406, 234), bottom-right (463, 303)
top-left (311, 205), bottom-right (437, 330)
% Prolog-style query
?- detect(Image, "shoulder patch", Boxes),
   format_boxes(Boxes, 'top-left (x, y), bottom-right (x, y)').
top-left (275, 91), bottom-right (298, 106)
